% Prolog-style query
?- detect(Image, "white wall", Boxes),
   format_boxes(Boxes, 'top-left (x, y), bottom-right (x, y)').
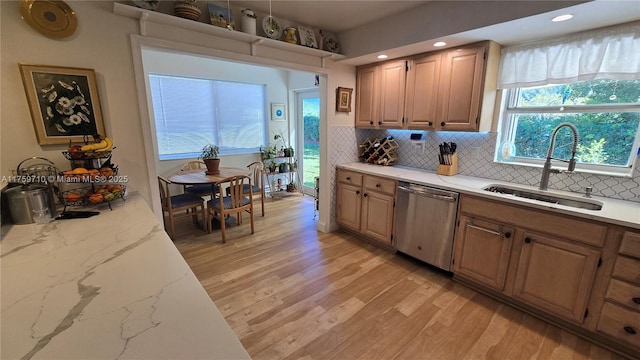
top-left (1, 1), bottom-right (152, 204)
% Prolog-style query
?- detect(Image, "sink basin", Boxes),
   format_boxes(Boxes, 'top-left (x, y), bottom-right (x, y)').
top-left (484, 184), bottom-right (603, 211)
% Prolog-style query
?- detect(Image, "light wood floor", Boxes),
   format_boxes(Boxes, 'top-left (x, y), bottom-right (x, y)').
top-left (172, 195), bottom-right (624, 360)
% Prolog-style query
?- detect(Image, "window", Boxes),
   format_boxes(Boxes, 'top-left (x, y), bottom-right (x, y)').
top-left (149, 74), bottom-right (267, 160)
top-left (497, 79), bottom-right (640, 176)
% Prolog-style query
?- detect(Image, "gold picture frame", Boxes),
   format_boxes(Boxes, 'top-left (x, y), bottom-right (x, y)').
top-left (336, 87), bottom-right (353, 112)
top-left (19, 64), bottom-right (106, 145)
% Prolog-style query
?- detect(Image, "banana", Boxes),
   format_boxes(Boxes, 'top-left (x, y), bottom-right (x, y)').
top-left (81, 138), bottom-right (109, 151)
top-left (95, 137), bottom-right (113, 152)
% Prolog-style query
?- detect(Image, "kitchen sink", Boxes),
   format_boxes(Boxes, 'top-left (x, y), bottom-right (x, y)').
top-left (483, 184), bottom-right (603, 211)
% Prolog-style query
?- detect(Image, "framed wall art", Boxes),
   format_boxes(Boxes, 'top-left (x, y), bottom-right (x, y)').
top-left (336, 87), bottom-right (353, 113)
top-left (271, 103), bottom-right (286, 121)
top-left (19, 64), bottom-right (106, 145)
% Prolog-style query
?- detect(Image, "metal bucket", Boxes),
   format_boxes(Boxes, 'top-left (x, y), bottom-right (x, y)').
top-left (5, 184), bottom-right (56, 224)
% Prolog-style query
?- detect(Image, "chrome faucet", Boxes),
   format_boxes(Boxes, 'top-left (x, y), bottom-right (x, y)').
top-left (539, 122), bottom-right (579, 191)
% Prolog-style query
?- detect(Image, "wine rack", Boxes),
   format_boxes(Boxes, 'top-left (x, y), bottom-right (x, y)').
top-left (359, 137), bottom-right (399, 166)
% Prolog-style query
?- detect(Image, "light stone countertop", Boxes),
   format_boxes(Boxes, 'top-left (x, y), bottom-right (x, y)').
top-left (0, 194), bottom-right (250, 360)
top-left (338, 163), bottom-right (640, 230)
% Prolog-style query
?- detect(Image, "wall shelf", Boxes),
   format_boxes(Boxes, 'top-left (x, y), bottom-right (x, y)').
top-left (113, 3), bottom-right (344, 67)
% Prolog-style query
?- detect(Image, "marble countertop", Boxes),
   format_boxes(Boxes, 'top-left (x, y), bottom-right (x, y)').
top-left (1, 194), bottom-right (250, 359)
top-left (338, 163), bottom-right (640, 230)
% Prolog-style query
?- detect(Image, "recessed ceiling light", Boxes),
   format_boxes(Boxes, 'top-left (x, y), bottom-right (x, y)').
top-left (433, 41), bottom-right (447, 47)
top-left (552, 14), bottom-right (573, 22)
top-left (377, 54), bottom-right (388, 59)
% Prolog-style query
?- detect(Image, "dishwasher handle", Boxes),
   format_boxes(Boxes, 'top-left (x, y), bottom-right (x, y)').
top-left (398, 185), bottom-right (458, 202)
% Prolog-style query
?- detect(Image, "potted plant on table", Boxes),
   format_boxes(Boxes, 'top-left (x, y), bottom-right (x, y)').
top-left (199, 144), bottom-right (220, 174)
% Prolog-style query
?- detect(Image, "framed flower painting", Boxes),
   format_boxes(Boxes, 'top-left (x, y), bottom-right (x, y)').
top-left (19, 64), bottom-right (106, 145)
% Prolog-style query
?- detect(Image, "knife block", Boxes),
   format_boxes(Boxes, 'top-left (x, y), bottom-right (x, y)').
top-left (437, 153), bottom-right (458, 176)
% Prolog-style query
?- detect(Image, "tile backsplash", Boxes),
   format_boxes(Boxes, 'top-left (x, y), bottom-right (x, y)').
top-left (329, 126), bottom-right (640, 203)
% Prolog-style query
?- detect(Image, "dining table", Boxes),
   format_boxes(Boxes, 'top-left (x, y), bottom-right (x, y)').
top-left (168, 166), bottom-right (250, 186)
top-left (168, 166), bottom-right (250, 229)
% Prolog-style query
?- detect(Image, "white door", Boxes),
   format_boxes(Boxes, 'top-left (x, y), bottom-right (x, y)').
top-left (295, 90), bottom-right (320, 195)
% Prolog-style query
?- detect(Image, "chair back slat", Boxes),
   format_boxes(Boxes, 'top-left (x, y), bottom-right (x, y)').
top-left (180, 160), bottom-right (206, 171)
top-left (158, 176), bottom-right (172, 209)
top-left (247, 161), bottom-right (264, 189)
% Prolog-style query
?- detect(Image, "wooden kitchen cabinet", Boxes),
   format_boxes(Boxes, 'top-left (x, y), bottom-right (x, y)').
top-left (454, 194), bottom-right (604, 323)
top-left (405, 53), bottom-right (441, 130)
top-left (355, 41), bottom-right (499, 132)
top-left (453, 216), bottom-right (514, 291)
top-left (378, 60), bottom-right (407, 128)
top-left (336, 169), bottom-right (396, 247)
top-left (596, 230), bottom-right (640, 352)
top-left (355, 64), bottom-right (378, 128)
top-left (438, 43), bottom-right (486, 131)
top-left (512, 231), bottom-right (601, 323)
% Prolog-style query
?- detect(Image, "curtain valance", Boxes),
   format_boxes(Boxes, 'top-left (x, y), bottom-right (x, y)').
top-left (498, 21), bottom-right (640, 89)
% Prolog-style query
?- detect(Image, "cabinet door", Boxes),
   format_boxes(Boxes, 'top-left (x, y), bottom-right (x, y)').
top-left (439, 44), bottom-right (485, 131)
top-left (453, 216), bottom-right (513, 291)
top-left (378, 60), bottom-right (407, 128)
top-left (405, 53), bottom-right (441, 130)
top-left (513, 232), bottom-right (601, 323)
top-left (355, 65), bottom-right (378, 128)
top-left (361, 190), bottom-right (394, 245)
top-left (336, 183), bottom-right (362, 232)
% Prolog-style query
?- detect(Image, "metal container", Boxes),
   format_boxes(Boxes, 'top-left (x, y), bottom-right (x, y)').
top-left (5, 184), bottom-right (56, 224)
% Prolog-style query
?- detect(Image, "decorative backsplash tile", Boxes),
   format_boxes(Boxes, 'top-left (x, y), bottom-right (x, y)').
top-left (329, 126), bottom-right (640, 203)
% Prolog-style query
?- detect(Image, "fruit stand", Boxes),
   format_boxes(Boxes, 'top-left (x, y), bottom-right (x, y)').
top-left (58, 135), bottom-right (126, 210)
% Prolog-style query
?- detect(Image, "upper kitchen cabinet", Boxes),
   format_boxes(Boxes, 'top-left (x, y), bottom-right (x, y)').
top-left (355, 64), bottom-right (378, 128)
top-left (355, 60), bottom-right (406, 128)
top-left (378, 60), bottom-right (407, 128)
top-left (356, 41), bottom-right (500, 132)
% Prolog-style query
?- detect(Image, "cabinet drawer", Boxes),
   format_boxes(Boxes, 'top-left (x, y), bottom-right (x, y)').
top-left (612, 256), bottom-right (640, 285)
top-left (620, 231), bottom-right (640, 259)
top-left (605, 279), bottom-right (640, 311)
top-left (337, 170), bottom-right (363, 186)
top-left (597, 302), bottom-right (640, 349)
top-left (364, 176), bottom-right (396, 195)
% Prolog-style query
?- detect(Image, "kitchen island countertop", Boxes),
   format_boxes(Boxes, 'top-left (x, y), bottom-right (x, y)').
top-left (338, 162), bottom-right (640, 230)
top-left (0, 194), bottom-right (250, 359)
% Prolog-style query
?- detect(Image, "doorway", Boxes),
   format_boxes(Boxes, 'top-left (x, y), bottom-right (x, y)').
top-left (295, 89), bottom-right (320, 196)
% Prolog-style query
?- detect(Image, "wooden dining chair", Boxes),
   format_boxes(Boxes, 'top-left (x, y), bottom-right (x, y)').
top-left (158, 176), bottom-right (205, 239)
top-left (207, 175), bottom-right (254, 243)
top-left (246, 161), bottom-right (265, 216)
top-left (180, 160), bottom-right (219, 198)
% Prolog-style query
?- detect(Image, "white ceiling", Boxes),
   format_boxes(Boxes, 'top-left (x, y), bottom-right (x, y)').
top-left (228, 0), bottom-right (429, 32)
top-left (225, 1), bottom-right (640, 65)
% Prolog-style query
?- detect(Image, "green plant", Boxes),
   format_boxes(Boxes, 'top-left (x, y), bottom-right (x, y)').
top-left (199, 144), bottom-right (219, 160)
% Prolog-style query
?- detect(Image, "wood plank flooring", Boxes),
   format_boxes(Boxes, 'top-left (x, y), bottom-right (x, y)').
top-left (171, 195), bottom-right (624, 360)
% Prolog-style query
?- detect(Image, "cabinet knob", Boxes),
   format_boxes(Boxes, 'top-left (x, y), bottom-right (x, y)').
top-left (364, 193), bottom-right (368, 198)
top-left (378, 121), bottom-right (382, 125)
top-left (633, 297), bottom-right (640, 305)
top-left (504, 232), bottom-right (511, 239)
top-left (356, 190), bottom-right (360, 195)
top-left (524, 237), bottom-right (532, 244)
top-left (375, 183), bottom-right (381, 188)
top-left (427, 121), bottom-right (433, 126)
top-left (623, 326), bottom-right (637, 335)
top-left (346, 176), bottom-right (351, 180)
top-left (441, 121), bottom-right (446, 127)
top-left (369, 121), bottom-right (374, 125)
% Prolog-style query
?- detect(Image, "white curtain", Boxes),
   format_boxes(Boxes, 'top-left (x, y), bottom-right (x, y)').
top-left (498, 21), bottom-right (640, 89)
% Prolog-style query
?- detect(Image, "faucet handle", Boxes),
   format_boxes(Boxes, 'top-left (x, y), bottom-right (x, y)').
top-left (584, 186), bottom-right (593, 198)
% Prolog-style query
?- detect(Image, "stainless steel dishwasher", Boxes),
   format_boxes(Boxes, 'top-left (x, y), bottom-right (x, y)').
top-left (394, 181), bottom-right (459, 271)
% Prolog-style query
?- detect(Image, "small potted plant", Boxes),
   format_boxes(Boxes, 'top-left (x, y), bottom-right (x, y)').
top-left (199, 144), bottom-right (220, 174)
top-left (286, 181), bottom-right (296, 192)
top-left (267, 160), bottom-right (277, 173)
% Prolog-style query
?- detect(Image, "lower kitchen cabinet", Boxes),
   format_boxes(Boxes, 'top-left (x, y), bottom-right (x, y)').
top-left (336, 169), bottom-right (396, 247)
top-left (512, 231), bottom-right (601, 323)
top-left (453, 216), bottom-right (513, 291)
top-left (453, 194), bottom-right (640, 359)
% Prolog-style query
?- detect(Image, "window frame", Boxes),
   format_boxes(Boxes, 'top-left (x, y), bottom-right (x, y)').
top-left (496, 87), bottom-right (640, 177)
top-left (148, 73), bottom-right (268, 161)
